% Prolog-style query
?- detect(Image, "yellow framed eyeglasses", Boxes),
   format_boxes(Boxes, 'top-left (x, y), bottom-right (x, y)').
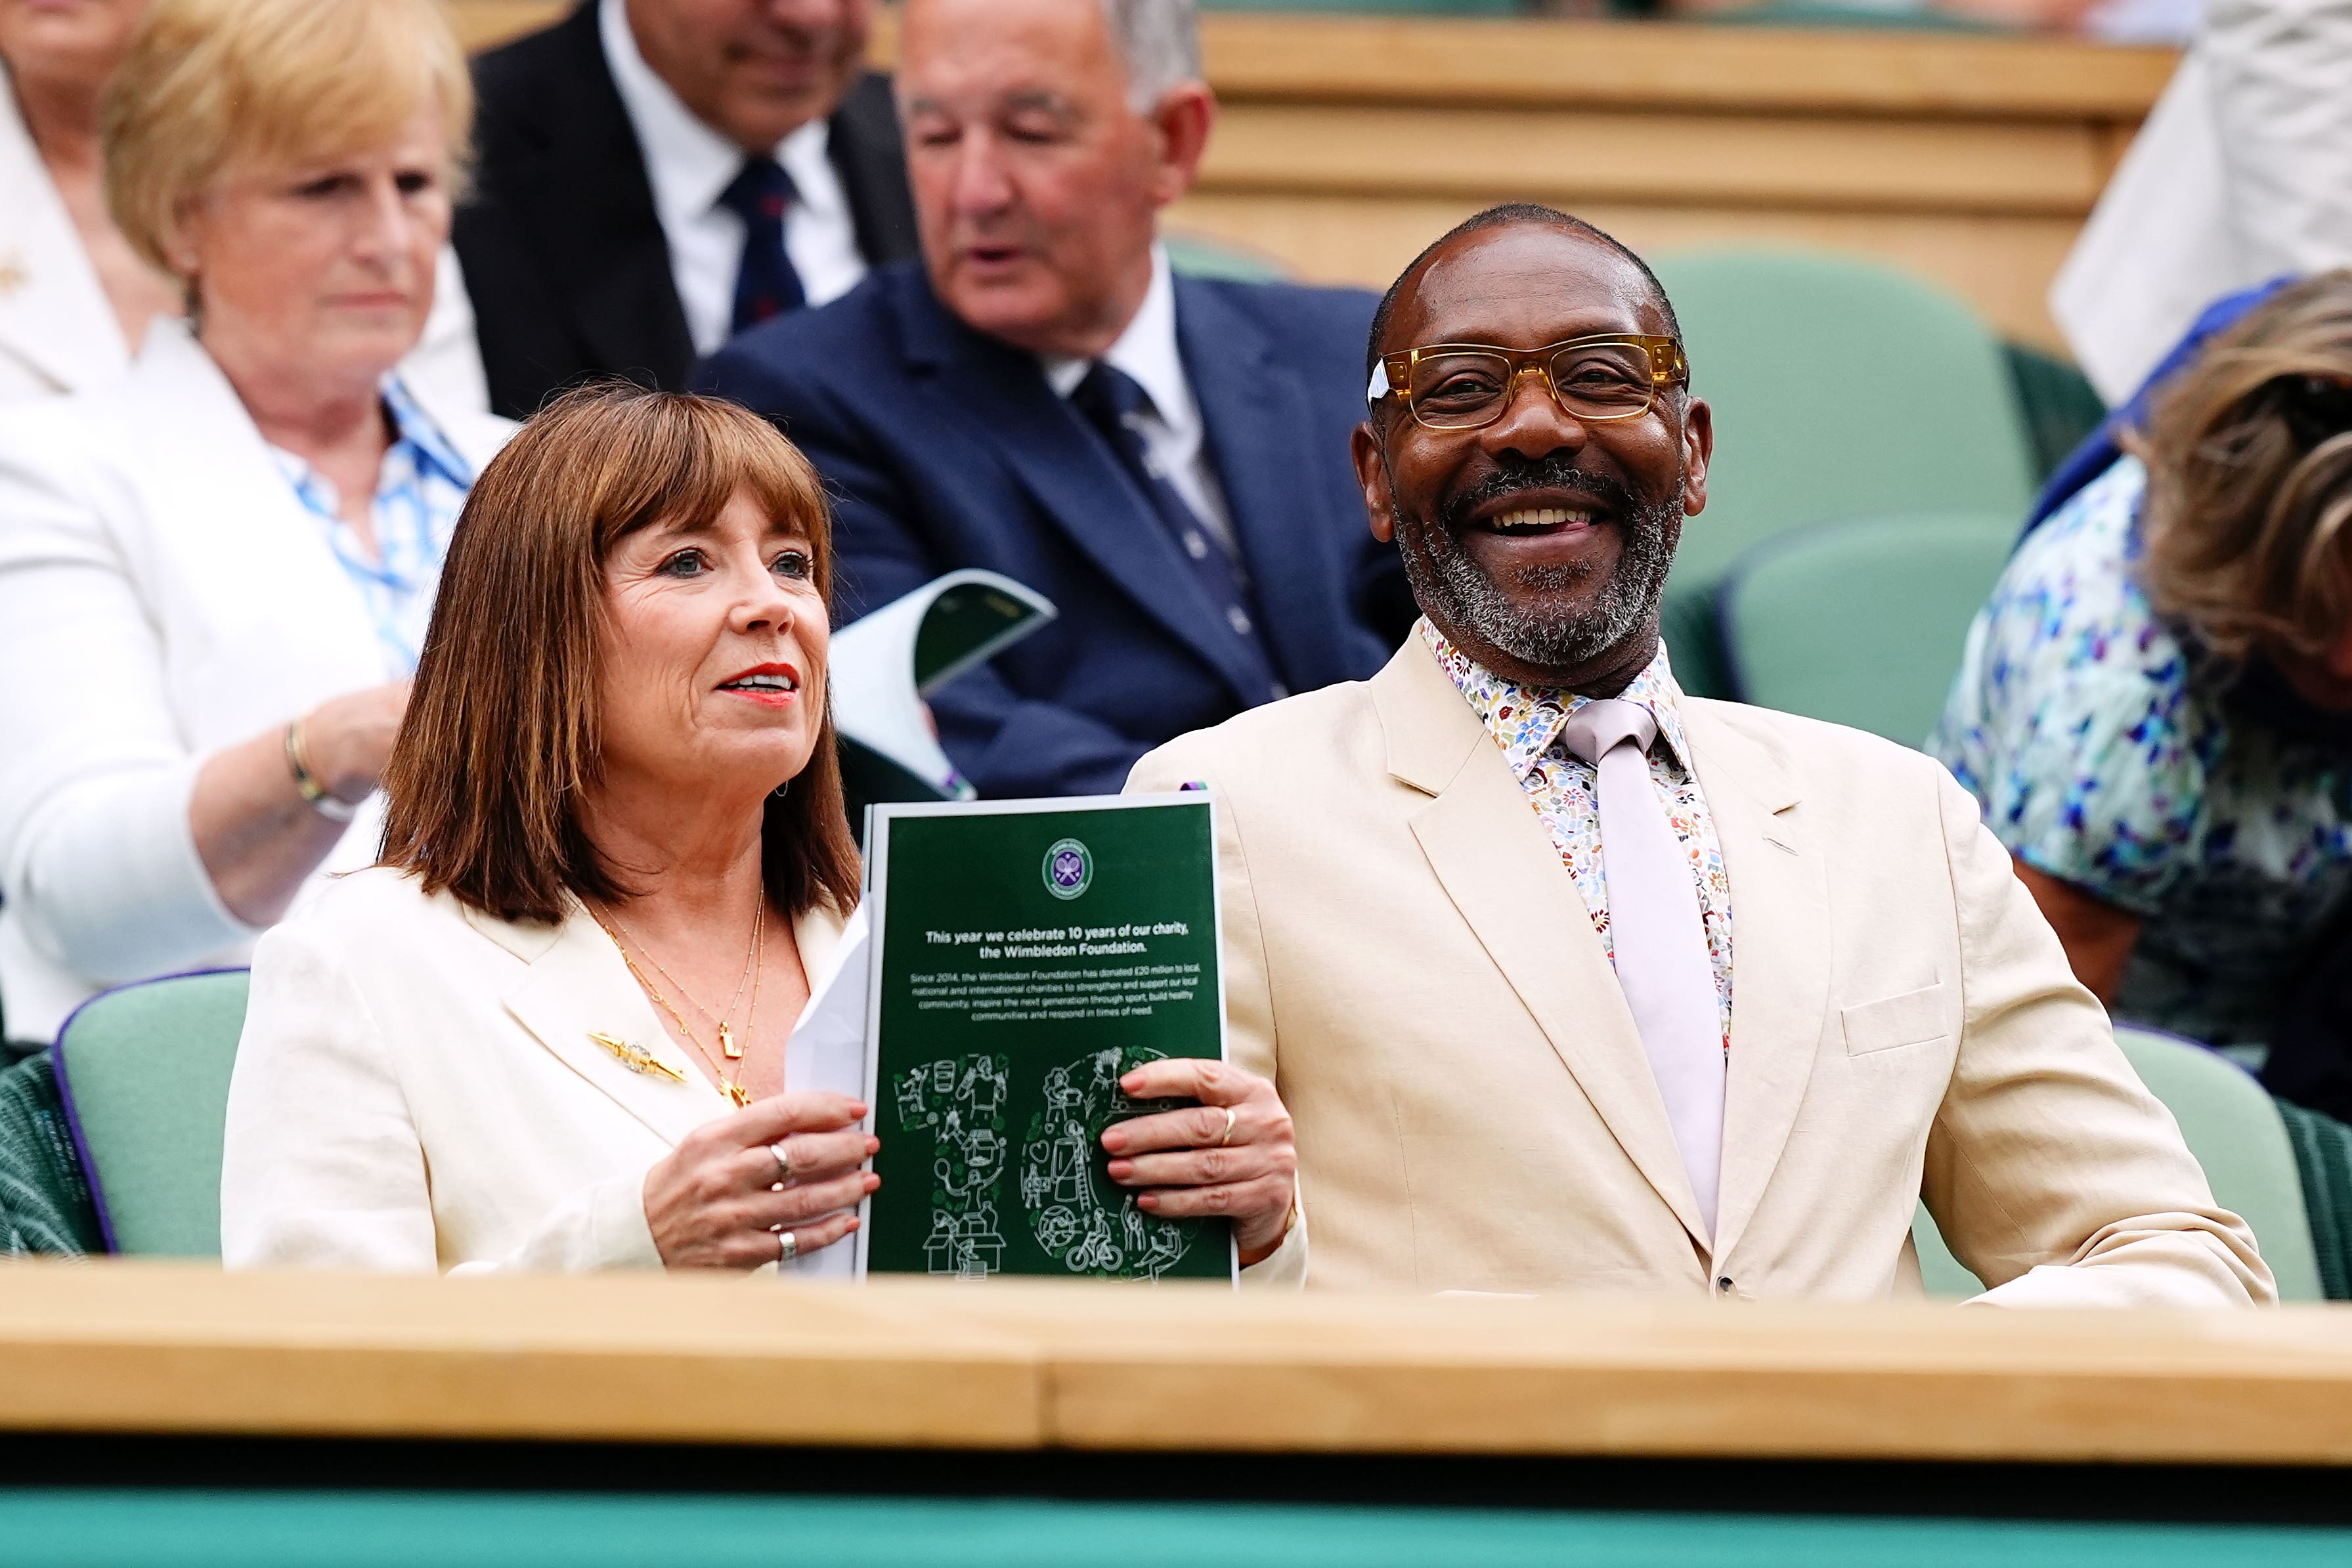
top-left (1369, 334), bottom-right (1689, 431)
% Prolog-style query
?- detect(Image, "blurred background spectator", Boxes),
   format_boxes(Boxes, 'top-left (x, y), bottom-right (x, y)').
top-left (0, 0), bottom-right (176, 403)
top-left (698, 0), bottom-right (1403, 798)
top-left (0, 0), bottom-right (510, 1053)
top-left (453, 0), bottom-right (920, 419)
top-left (1933, 272), bottom-right (2352, 1076)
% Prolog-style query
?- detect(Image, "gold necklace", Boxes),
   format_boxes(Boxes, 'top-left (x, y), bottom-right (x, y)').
top-left (603, 900), bottom-right (764, 1060)
top-left (590, 900), bottom-right (766, 1107)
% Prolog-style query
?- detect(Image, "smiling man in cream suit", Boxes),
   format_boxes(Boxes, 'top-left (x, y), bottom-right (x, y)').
top-left (1127, 204), bottom-right (2273, 1306)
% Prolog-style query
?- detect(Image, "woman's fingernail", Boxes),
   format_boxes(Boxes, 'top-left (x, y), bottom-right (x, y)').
top-left (865, 1173), bottom-right (881, 1190)
top-left (1100, 1128), bottom-right (1125, 1152)
top-left (1137, 1193), bottom-right (1159, 1211)
top-left (1106, 1160), bottom-right (1133, 1181)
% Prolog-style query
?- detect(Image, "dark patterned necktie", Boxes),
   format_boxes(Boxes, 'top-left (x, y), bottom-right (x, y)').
top-left (717, 156), bottom-right (807, 330)
top-left (1069, 360), bottom-right (1280, 700)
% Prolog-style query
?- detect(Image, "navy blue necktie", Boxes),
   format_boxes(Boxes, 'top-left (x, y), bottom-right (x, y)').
top-left (1069, 361), bottom-right (1281, 700)
top-left (717, 156), bottom-right (806, 331)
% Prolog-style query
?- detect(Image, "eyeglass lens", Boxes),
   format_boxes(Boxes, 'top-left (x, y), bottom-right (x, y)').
top-left (1408, 343), bottom-right (1659, 430)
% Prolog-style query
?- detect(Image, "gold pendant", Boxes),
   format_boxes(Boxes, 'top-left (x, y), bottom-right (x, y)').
top-left (725, 1081), bottom-right (752, 1108)
top-left (720, 1020), bottom-right (743, 1060)
top-left (589, 1032), bottom-right (687, 1083)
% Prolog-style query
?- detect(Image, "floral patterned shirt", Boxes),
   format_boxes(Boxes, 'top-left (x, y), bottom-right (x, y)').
top-left (1426, 624), bottom-right (1735, 1051)
top-left (1930, 455), bottom-right (2352, 1048)
top-left (269, 376), bottom-right (474, 675)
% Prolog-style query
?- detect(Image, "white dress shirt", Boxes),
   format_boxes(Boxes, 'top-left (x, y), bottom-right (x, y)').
top-left (598, 0), bottom-right (867, 358)
top-left (1041, 246), bottom-right (1238, 555)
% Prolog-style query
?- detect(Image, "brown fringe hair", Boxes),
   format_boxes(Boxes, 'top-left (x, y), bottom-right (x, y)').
top-left (2135, 271), bottom-right (2352, 663)
top-left (380, 384), bottom-right (861, 926)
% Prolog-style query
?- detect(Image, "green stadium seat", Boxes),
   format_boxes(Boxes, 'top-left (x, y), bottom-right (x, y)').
top-left (1164, 230), bottom-right (1290, 282)
top-left (53, 970), bottom-right (249, 1258)
top-left (1913, 1025), bottom-right (2325, 1301)
top-left (1715, 509), bottom-right (2018, 747)
top-left (1647, 248), bottom-right (2039, 699)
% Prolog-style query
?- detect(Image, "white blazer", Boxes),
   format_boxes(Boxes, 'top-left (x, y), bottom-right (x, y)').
top-left (223, 865), bottom-right (846, 1273)
top-left (0, 322), bottom-right (514, 1043)
top-left (0, 75), bottom-right (492, 412)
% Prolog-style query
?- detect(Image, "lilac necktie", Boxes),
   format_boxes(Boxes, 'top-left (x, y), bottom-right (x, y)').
top-left (1562, 698), bottom-right (1724, 1239)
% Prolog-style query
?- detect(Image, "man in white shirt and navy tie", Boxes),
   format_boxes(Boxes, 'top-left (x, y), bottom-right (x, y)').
top-left (1125, 202), bottom-right (2273, 1307)
top-left (455, 0), bottom-right (921, 418)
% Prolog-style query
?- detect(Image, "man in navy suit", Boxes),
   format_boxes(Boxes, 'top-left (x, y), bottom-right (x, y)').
top-left (696, 0), bottom-right (1404, 798)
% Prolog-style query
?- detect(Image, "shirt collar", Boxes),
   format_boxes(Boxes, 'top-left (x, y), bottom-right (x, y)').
top-left (269, 375), bottom-right (471, 509)
top-left (1421, 621), bottom-right (1694, 780)
top-left (1040, 246), bottom-right (1196, 438)
top-left (380, 376), bottom-right (473, 489)
top-left (598, 0), bottom-right (831, 230)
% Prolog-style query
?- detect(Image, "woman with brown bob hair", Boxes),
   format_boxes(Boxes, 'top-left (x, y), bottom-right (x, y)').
top-left (1934, 272), bottom-right (2352, 1081)
top-left (220, 386), bottom-right (883, 1273)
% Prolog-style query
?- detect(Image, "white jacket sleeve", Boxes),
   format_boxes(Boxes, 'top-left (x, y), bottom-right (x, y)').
top-left (2204, 0), bottom-right (2352, 280)
top-left (222, 921), bottom-right (664, 1273)
top-left (0, 412), bottom-right (254, 983)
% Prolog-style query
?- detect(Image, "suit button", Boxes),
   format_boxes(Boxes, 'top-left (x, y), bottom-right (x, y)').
top-left (1227, 606), bottom-right (1254, 637)
top-left (1184, 531), bottom-right (1211, 560)
top-left (1716, 1276), bottom-right (1735, 1294)
top-left (1269, 682), bottom-right (1289, 700)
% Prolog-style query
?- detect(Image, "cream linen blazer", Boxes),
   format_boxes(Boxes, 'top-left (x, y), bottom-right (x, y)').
top-left (1127, 636), bottom-right (2274, 1307)
top-left (222, 865), bottom-right (843, 1273)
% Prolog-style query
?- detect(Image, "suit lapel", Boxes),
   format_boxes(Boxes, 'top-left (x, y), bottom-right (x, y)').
top-left (504, 3), bottom-right (695, 387)
top-left (489, 901), bottom-right (726, 1148)
top-left (1377, 642), bottom-right (1712, 1248)
top-left (1682, 702), bottom-right (1829, 1264)
top-left (897, 284), bottom-right (1264, 703)
top-left (0, 77), bottom-right (129, 395)
top-left (1178, 278), bottom-right (1356, 694)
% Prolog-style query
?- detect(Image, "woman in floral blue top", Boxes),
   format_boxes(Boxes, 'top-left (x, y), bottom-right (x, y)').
top-left (1932, 273), bottom-right (2352, 1058)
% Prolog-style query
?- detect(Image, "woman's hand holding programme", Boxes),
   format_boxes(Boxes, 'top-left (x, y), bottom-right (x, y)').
top-left (1101, 1059), bottom-right (1297, 1267)
top-left (643, 1091), bottom-right (879, 1270)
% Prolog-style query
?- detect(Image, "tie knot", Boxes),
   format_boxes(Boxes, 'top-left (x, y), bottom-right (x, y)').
top-left (1560, 697), bottom-right (1657, 766)
top-left (717, 156), bottom-right (796, 223)
top-left (1071, 360), bottom-right (1153, 426)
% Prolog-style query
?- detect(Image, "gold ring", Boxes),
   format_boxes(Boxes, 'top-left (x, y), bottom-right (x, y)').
top-left (1217, 1107), bottom-right (1237, 1148)
top-left (777, 1227), bottom-right (797, 1265)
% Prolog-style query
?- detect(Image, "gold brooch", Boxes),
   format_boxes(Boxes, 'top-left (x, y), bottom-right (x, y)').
top-left (589, 1031), bottom-right (687, 1083)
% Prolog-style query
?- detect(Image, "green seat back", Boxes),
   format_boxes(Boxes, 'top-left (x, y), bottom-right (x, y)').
top-left (54, 970), bottom-right (249, 1257)
top-left (1914, 1025), bottom-right (2324, 1301)
top-left (1716, 510), bottom-right (2019, 747)
top-left (1648, 249), bottom-right (2037, 698)
top-left (1164, 230), bottom-right (1290, 283)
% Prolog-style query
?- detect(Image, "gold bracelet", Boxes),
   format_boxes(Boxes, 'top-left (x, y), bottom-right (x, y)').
top-left (284, 721), bottom-right (356, 823)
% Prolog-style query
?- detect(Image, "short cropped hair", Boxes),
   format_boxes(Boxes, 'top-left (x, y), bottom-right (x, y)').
top-left (101, 0), bottom-right (471, 276)
top-left (1102, 0), bottom-right (1202, 110)
top-left (381, 386), bottom-right (862, 928)
top-left (1367, 203), bottom-right (1683, 383)
top-left (2137, 272), bottom-right (2352, 663)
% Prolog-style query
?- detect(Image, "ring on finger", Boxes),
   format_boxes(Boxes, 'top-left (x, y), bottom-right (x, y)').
top-left (777, 1227), bottom-right (797, 1265)
top-left (1216, 1106), bottom-right (1237, 1148)
top-left (770, 1141), bottom-right (793, 1184)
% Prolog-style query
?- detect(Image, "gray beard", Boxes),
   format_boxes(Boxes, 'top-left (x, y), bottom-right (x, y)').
top-left (1399, 485), bottom-right (1683, 671)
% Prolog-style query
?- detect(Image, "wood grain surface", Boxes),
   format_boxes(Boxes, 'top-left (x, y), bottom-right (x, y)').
top-left (4, 1263), bottom-right (2351, 1464)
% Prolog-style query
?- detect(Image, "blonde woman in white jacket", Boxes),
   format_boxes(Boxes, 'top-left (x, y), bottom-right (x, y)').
top-left (0, 0), bottom-right (510, 1047)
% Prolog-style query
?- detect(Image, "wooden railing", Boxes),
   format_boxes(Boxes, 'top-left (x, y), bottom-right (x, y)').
top-left (441, 3), bottom-right (2175, 348)
top-left (5, 1262), bottom-right (2350, 1462)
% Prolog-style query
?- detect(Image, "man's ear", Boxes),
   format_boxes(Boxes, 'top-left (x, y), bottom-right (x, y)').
top-left (1679, 395), bottom-right (1713, 517)
top-left (1353, 420), bottom-right (1395, 543)
top-left (1145, 81), bottom-right (1217, 208)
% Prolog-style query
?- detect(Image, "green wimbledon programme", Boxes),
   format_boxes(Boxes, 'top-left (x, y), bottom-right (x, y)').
top-left (858, 793), bottom-right (1233, 1284)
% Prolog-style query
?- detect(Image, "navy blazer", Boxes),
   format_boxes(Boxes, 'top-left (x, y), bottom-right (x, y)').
top-left (696, 261), bottom-right (1403, 798)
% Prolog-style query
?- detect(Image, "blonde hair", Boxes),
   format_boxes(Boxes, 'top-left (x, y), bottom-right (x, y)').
top-left (2135, 271), bottom-right (2352, 663)
top-left (100, 0), bottom-right (472, 276)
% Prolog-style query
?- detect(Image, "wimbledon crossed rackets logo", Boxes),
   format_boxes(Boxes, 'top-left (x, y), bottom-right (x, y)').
top-left (1042, 838), bottom-right (1093, 900)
